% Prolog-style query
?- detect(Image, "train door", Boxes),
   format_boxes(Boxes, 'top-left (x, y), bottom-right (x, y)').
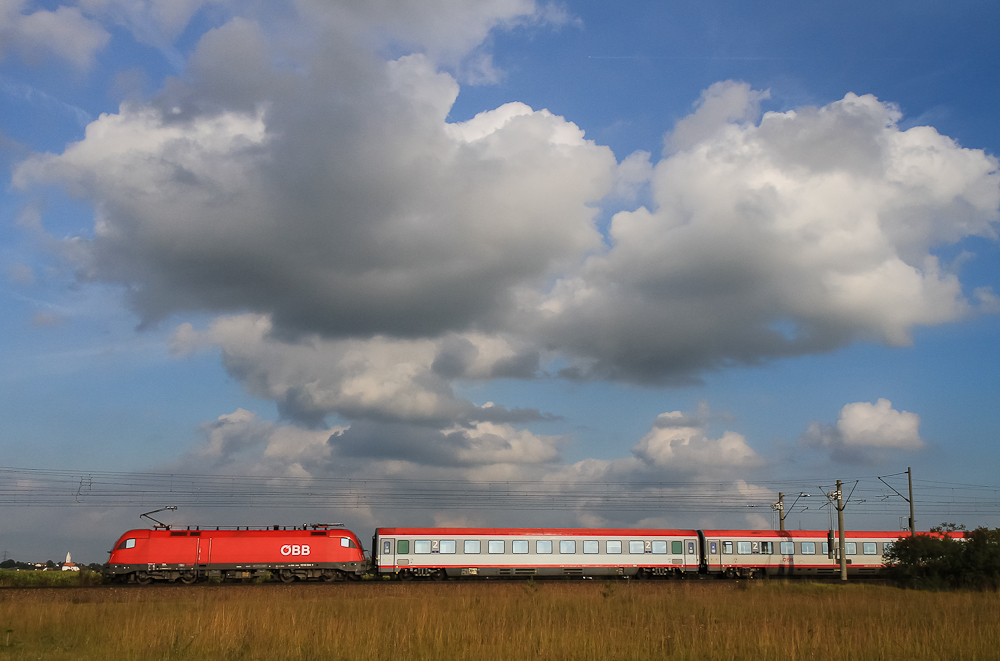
top-left (197, 538), bottom-right (211, 564)
top-left (706, 539), bottom-right (721, 573)
top-left (380, 537), bottom-right (395, 574)
top-left (778, 538), bottom-right (792, 576)
top-left (684, 538), bottom-right (698, 571)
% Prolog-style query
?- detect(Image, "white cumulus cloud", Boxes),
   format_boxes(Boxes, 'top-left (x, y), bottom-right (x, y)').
top-left (170, 315), bottom-right (547, 427)
top-left (183, 408), bottom-right (346, 476)
top-left (534, 83), bottom-right (999, 383)
top-left (632, 411), bottom-right (761, 472)
top-left (0, 0), bottom-right (109, 68)
top-left (801, 398), bottom-right (923, 464)
top-left (9, 3), bottom-right (1000, 485)
top-left (838, 398), bottom-right (923, 450)
top-left (16, 29), bottom-right (616, 338)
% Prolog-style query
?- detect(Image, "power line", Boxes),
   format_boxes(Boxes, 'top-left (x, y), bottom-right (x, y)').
top-left (2, 466), bottom-right (999, 518)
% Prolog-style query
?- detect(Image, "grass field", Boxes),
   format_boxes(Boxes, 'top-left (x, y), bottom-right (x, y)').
top-left (0, 570), bottom-right (102, 589)
top-left (1, 580), bottom-right (997, 660)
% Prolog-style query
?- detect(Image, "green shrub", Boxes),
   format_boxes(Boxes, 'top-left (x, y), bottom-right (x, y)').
top-left (0, 569), bottom-right (103, 588)
top-left (884, 525), bottom-right (1000, 590)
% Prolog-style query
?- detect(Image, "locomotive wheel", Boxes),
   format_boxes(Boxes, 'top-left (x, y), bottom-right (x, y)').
top-left (136, 573), bottom-right (153, 586)
top-left (179, 572), bottom-right (198, 585)
top-left (432, 569), bottom-right (446, 581)
top-left (320, 570), bottom-right (345, 582)
top-left (399, 570), bottom-right (413, 581)
top-left (635, 569), bottom-right (648, 580)
top-left (278, 569), bottom-right (295, 584)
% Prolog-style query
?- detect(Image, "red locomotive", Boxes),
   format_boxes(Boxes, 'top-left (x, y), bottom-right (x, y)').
top-left (104, 524), bottom-right (366, 584)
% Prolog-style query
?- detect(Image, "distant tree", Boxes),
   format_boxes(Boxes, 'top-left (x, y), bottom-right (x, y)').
top-left (885, 525), bottom-right (1000, 590)
top-left (0, 559), bottom-right (14, 569)
top-left (44, 560), bottom-right (56, 569)
top-left (884, 532), bottom-right (963, 588)
top-left (956, 527), bottom-right (1000, 589)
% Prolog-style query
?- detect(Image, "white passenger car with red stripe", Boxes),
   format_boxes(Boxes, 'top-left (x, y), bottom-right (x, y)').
top-left (700, 529), bottom-right (960, 578)
top-left (374, 527), bottom-right (700, 579)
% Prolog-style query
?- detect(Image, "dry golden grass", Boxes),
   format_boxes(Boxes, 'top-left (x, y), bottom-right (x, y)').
top-left (1, 580), bottom-right (997, 660)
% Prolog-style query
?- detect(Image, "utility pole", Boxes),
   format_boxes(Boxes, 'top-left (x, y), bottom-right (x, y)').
top-left (836, 479), bottom-right (846, 582)
top-left (908, 467), bottom-right (915, 536)
top-left (878, 469), bottom-right (916, 536)
top-left (778, 492), bottom-right (785, 531)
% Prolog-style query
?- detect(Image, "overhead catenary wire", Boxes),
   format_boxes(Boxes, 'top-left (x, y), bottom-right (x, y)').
top-left (1, 466), bottom-right (999, 519)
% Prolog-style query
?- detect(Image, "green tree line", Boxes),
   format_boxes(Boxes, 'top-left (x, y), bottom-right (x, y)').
top-left (885, 524), bottom-right (1000, 589)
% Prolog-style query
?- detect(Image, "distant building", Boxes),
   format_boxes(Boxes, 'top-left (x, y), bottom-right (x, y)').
top-left (60, 552), bottom-right (80, 572)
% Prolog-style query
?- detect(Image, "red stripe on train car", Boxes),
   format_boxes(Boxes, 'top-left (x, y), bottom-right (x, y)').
top-left (376, 528), bottom-right (699, 536)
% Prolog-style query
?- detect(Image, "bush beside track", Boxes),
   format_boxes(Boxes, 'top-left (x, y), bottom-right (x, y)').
top-left (884, 525), bottom-right (1000, 589)
top-left (0, 569), bottom-right (103, 588)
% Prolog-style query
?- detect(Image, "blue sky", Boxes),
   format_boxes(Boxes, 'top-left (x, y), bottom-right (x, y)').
top-left (1, 0), bottom-right (999, 562)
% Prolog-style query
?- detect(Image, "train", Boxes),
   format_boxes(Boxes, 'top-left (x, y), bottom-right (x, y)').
top-left (102, 524), bottom-right (367, 584)
top-left (103, 522), bottom-right (963, 584)
top-left (371, 527), bottom-right (961, 580)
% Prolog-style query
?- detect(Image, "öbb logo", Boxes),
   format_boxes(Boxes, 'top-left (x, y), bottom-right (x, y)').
top-left (280, 544), bottom-right (311, 556)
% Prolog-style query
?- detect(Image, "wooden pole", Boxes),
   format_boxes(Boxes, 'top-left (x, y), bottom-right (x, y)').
top-left (778, 492), bottom-right (785, 531)
top-left (837, 479), bottom-right (846, 582)
top-left (908, 467), bottom-right (915, 536)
